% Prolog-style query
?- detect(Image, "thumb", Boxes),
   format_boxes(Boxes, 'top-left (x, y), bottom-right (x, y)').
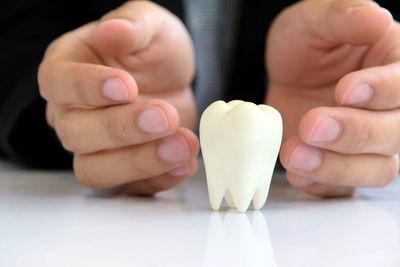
top-left (302, 0), bottom-right (393, 46)
top-left (92, 1), bottom-right (165, 56)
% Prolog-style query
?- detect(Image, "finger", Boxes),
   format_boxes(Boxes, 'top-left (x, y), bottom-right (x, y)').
top-left (138, 87), bottom-right (197, 130)
top-left (92, 1), bottom-right (194, 94)
top-left (299, 106), bottom-right (400, 155)
top-left (45, 102), bottom-right (57, 128)
top-left (286, 171), bottom-right (355, 197)
top-left (378, 23), bottom-right (400, 66)
top-left (302, 0), bottom-right (392, 46)
top-left (74, 128), bottom-right (200, 189)
top-left (335, 63), bottom-right (400, 110)
top-left (93, 1), bottom-right (168, 56)
top-left (123, 159), bottom-right (198, 196)
top-left (280, 137), bottom-right (399, 188)
top-left (55, 99), bottom-right (179, 154)
top-left (38, 60), bottom-right (138, 107)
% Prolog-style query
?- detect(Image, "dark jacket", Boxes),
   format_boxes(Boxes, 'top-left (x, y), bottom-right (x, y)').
top-left (0, 0), bottom-right (398, 168)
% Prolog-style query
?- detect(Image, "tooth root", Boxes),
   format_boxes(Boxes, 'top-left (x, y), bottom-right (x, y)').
top-left (207, 181), bottom-right (226, 211)
top-left (224, 191), bottom-right (236, 209)
top-left (252, 183), bottom-right (271, 210)
top-left (229, 188), bottom-right (254, 213)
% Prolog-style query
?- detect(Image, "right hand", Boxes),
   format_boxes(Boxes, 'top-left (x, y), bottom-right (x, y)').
top-left (38, 1), bottom-right (199, 195)
top-left (266, 0), bottom-right (399, 197)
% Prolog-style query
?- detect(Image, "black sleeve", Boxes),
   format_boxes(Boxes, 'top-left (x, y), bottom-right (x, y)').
top-left (0, 0), bottom-right (184, 169)
top-left (225, 0), bottom-right (298, 104)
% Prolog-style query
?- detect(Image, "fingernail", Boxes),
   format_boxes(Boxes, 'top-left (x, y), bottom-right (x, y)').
top-left (289, 144), bottom-right (321, 171)
top-left (98, 18), bottom-right (138, 31)
top-left (138, 106), bottom-right (169, 134)
top-left (168, 164), bottom-right (190, 177)
top-left (343, 83), bottom-right (373, 106)
top-left (348, 3), bottom-right (379, 12)
top-left (103, 78), bottom-right (128, 102)
top-left (294, 175), bottom-right (315, 187)
top-left (158, 135), bottom-right (190, 163)
top-left (309, 116), bottom-right (340, 143)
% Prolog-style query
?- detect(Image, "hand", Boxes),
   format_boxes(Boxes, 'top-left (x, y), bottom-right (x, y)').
top-left (266, 0), bottom-right (400, 197)
top-left (38, 1), bottom-right (199, 195)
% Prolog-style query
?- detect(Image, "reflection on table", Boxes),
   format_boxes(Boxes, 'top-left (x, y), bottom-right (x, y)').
top-left (0, 160), bottom-right (399, 267)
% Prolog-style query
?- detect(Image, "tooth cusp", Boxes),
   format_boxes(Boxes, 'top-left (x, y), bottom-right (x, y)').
top-left (224, 191), bottom-right (236, 209)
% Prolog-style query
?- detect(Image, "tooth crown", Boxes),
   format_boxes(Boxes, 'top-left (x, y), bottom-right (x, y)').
top-left (200, 100), bottom-right (283, 212)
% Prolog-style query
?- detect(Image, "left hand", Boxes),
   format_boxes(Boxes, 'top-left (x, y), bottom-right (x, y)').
top-left (38, 1), bottom-right (199, 195)
top-left (266, 0), bottom-right (400, 197)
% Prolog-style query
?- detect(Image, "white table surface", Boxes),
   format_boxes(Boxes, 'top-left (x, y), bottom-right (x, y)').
top-left (0, 159), bottom-right (399, 267)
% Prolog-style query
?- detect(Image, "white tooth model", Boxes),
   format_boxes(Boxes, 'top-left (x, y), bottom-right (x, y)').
top-left (200, 100), bottom-right (283, 212)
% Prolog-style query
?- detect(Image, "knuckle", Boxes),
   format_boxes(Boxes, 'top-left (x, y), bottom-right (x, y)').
top-left (124, 181), bottom-right (157, 196)
top-left (383, 47), bottom-right (400, 65)
top-left (37, 63), bottom-right (52, 101)
top-left (71, 73), bottom-right (90, 104)
top-left (106, 112), bottom-right (130, 145)
top-left (73, 157), bottom-right (94, 188)
top-left (315, 186), bottom-right (355, 198)
top-left (312, 154), bottom-right (344, 185)
top-left (45, 38), bottom-right (63, 56)
top-left (348, 119), bottom-right (371, 153)
top-left (73, 156), bottom-right (104, 190)
top-left (127, 149), bottom-right (151, 177)
top-left (125, 0), bottom-right (158, 11)
top-left (378, 155), bottom-right (399, 187)
top-left (54, 117), bottom-right (76, 152)
top-left (322, 168), bottom-right (344, 186)
top-left (141, 179), bottom-right (166, 195)
top-left (45, 104), bottom-right (56, 128)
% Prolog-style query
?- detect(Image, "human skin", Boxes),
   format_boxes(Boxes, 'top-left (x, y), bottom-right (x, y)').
top-left (266, 0), bottom-right (400, 197)
top-left (38, 1), bottom-right (199, 195)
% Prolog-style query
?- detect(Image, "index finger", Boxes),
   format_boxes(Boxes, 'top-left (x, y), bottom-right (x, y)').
top-left (37, 1), bottom-right (159, 108)
top-left (38, 60), bottom-right (138, 107)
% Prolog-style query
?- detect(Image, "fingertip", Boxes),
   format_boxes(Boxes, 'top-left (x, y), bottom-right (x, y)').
top-left (335, 4), bottom-right (393, 45)
top-left (298, 107), bottom-right (327, 142)
top-left (145, 99), bottom-right (180, 134)
top-left (168, 158), bottom-right (198, 178)
top-left (335, 71), bottom-right (374, 107)
top-left (279, 137), bottom-right (302, 167)
top-left (376, 154), bottom-right (399, 188)
top-left (286, 171), bottom-right (316, 189)
top-left (286, 171), bottom-right (355, 198)
top-left (175, 127), bottom-right (200, 159)
top-left (94, 18), bottom-right (148, 55)
top-left (102, 70), bottom-right (138, 103)
top-left (352, 6), bottom-right (392, 42)
top-left (334, 75), bottom-right (351, 105)
top-left (123, 72), bottom-right (139, 101)
top-left (123, 159), bottom-right (198, 196)
top-left (191, 158), bottom-right (199, 174)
